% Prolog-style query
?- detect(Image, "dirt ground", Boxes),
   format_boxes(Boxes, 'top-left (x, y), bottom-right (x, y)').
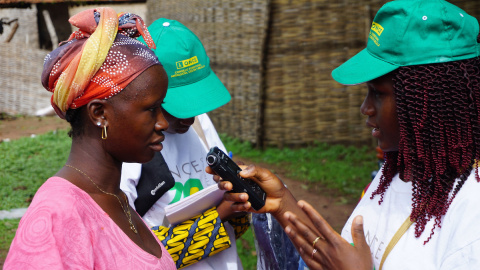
top-left (0, 115), bottom-right (357, 232)
top-left (0, 115), bottom-right (69, 141)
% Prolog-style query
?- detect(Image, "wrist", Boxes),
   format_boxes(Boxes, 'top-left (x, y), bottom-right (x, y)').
top-left (271, 186), bottom-right (295, 219)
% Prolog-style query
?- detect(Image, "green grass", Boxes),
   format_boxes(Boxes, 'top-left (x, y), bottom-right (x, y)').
top-left (0, 130), bottom-right (377, 267)
top-left (235, 228), bottom-right (257, 270)
top-left (0, 130), bottom-right (71, 209)
top-left (0, 219), bottom-right (20, 264)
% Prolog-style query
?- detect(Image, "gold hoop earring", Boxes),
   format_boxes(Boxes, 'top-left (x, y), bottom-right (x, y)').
top-left (102, 125), bottom-right (108, 140)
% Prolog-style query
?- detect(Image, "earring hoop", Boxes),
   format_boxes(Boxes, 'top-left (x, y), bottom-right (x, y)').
top-left (102, 125), bottom-right (108, 140)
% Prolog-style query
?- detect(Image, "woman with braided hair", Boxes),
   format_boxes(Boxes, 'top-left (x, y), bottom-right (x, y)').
top-left (372, 56), bottom-right (480, 243)
top-left (5, 8), bottom-right (175, 269)
top-left (214, 0), bottom-right (480, 269)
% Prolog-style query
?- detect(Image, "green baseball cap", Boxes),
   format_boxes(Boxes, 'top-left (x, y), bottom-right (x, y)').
top-left (332, 0), bottom-right (480, 85)
top-left (139, 18), bottom-right (231, 118)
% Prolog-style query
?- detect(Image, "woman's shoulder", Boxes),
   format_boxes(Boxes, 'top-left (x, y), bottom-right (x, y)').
top-left (441, 170), bottom-right (480, 242)
top-left (29, 176), bottom-right (97, 217)
top-left (18, 177), bottom-right (104, 242)
top-left (7, 178), bottom-right (105, 269)
top-left (450, 170), bottom-right (480, 206)
top-left (35, 176), bottom-right (89, 202)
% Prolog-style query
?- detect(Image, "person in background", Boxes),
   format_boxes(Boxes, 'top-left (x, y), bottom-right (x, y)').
top-left (215, 0), bottom-right (480, 269)
top-left (121, 18), bottom-right (249, 270)
top-left (5, 8), bottom-right (175, 269)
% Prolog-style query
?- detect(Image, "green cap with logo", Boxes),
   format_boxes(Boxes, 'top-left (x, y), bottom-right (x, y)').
top-left (332, 0), bottom-right (480, 85)
top-left (139, 18), bottom-right (231, 118)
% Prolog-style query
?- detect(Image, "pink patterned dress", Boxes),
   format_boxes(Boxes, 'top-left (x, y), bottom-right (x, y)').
top-left (4, 177), bottom-right (176, 270)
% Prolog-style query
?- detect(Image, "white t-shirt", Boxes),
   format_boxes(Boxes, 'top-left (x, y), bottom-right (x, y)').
top-left (341, 169), bottom-right (480, 269)
top-left (121, 113), bottom-right (242, 270)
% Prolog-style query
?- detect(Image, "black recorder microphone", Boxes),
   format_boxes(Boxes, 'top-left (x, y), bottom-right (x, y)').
top-left (206, 146), bottom-right (266, 210)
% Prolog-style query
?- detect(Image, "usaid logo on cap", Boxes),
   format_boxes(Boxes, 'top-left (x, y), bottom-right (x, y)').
top-left (369, 22), bottom-right (384, 47)
top-left (371, 22), bottom-right (384, 36)
top-left (176, 56), bottom-right (199, 69)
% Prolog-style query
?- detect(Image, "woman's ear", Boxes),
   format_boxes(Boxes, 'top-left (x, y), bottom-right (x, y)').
top-left (86, 99), bottom-right (110, 127)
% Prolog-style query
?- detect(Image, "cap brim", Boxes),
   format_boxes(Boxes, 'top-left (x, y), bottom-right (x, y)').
top-left (162, 70), bottom-right (231, 119)
top-left (331, 49), bottom-right (400, 85)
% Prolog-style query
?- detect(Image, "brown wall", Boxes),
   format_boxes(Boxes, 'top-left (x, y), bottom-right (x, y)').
top-left (146, 0), bottom-right (480, 147)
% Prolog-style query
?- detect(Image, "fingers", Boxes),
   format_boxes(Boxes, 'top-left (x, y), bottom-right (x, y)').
top-left (238, 164), bottom-right (288, 202)
top-left (228, 202), bottom-right (252, 212)
top-left (350, 215), bottom-right (374, 269)
top-left (205, 166), bottom-right (214, 175)
top-left (285, 211), bottom-right (326, 250)
top-left (219, 187), bottom-right (252, 212)
top-left (217, 180), bottom-right (232, 191)
top-left (217, 200), bottom-right (248, 221)
top-left (239, 164), bottom-right (275, 183)
top-left (351, 216), bottom-right (369, 255)
top-left (284, 212), bottom-right (324, 269)
top-left (298, 200), bottom-right (338, 241)
top-left (285, 211), bottom-right (322, 244)
top-left (212, 174), bottom-right (221, 183)
top-left (206, 166), bottom-right (222, 183)
top-left (287, 206), bottom-right (373, 270)
top-left (223, 191), bottom-right (249, 203)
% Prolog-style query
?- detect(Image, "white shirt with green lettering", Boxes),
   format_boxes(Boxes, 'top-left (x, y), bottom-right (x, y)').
top-left (342, 170), bottom-right (480, 269)
top-left (121, 113), bottom-right (241, 270)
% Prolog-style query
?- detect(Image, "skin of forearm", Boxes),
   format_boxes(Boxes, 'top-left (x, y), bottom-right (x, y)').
top-left (271, 188), bottom-right (320, 236)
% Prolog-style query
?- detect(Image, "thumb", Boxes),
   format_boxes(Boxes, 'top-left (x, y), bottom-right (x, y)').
top-left (351, 215), bottom-right (368, 249)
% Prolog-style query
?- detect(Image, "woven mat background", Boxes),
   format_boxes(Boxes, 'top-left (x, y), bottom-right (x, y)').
top-left (2, 0), bottom-right (479, 147)
top-left (0, 7), bottom-right (39, 46)
top-left (147, 0), bottom-right (381, 146)
top-left (0, 42), bottom-right (50, 116)
top-left (146, 0), bottom-right (270, 145)
top-left (0, 7), bottom-right (50, 116)
top-left (148, 0), bottom-right (480, 147)
top-left (263, 0), bottom-right (480, 147)
top-left (262, 0), bottom-right (380, 147)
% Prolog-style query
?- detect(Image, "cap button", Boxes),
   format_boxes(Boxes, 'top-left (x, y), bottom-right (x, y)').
top-left (163, 22), bottom-right (170, 27)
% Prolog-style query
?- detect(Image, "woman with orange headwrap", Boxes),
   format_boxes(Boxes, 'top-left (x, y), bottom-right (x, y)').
top-left (5, 8), bottom-right (176, 269)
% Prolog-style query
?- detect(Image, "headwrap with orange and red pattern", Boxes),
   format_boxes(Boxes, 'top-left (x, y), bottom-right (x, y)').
top-left (41, 7), bottom-right (160, 119)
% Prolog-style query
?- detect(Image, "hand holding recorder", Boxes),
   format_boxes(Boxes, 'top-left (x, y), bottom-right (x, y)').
top-left (206, 147), bottom-right (266, 210)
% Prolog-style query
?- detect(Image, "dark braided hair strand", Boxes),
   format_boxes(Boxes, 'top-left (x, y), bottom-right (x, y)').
top-left (371, 56), bottom-right (480, 244)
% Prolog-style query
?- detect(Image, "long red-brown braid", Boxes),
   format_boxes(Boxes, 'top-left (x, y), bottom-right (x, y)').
top-left (370, 56), bottom-right (480, 244)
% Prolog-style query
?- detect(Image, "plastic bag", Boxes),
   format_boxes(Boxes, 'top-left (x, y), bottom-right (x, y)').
top-left (252, 213), bottom-right (300, 270)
